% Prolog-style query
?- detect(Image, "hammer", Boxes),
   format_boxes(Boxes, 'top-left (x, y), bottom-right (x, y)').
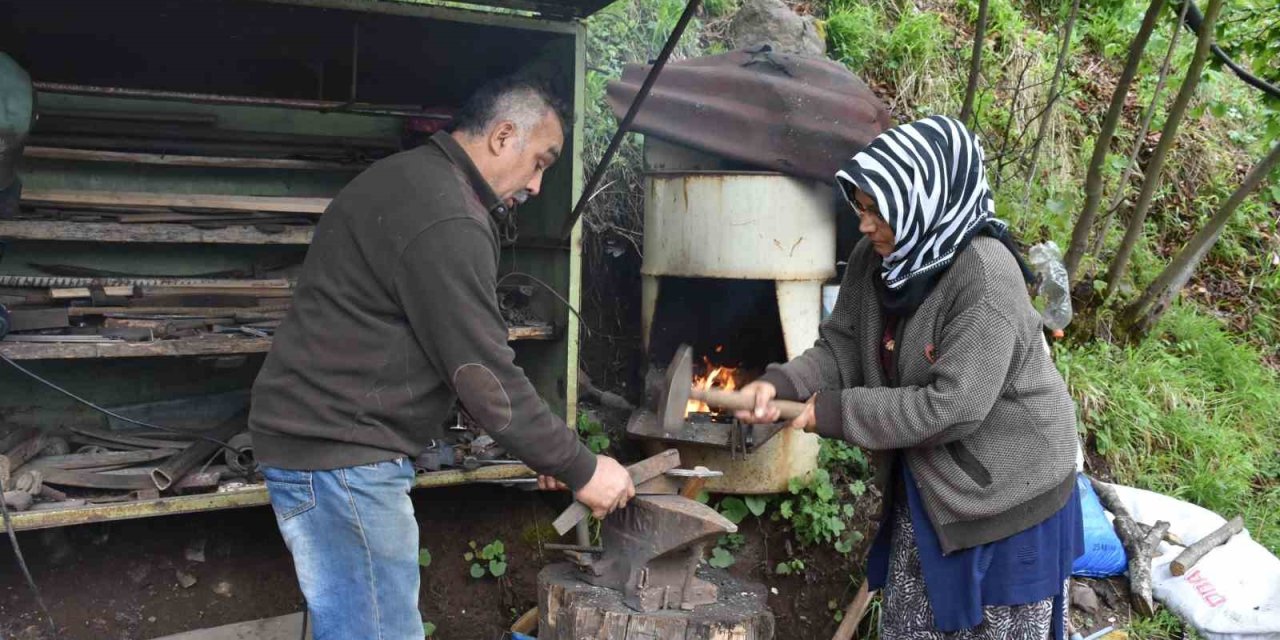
top-left (658, 344), bottom-right (809, 426)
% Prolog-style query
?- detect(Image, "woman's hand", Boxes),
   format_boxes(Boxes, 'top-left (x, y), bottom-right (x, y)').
top-left (789, 395), bottom-right (818, 432)
top-left (734, 381), bottom-right (780, 424)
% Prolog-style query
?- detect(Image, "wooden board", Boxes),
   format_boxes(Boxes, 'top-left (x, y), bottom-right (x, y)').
top-left (0, 220), bottom-right (314, 245)
top-left (537, 563), bottom-right (774, 640)
top-left (0, 326), bottom-right (555, 360)
top-left (24, 146), bottom-right (364, 171)
top-left (20, 190), bottom-right (331, 215)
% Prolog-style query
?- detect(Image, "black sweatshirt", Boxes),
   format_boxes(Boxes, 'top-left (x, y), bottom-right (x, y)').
top-left (249, 132), bottom-right (597, 491)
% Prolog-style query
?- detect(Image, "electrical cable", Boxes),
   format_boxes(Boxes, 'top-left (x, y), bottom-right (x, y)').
top-left (0, 352), bottom-right (238, 454)
top-left (0, 475), bottom-right (59, 637)
top-left (299, 607), bottom-right (308, 640)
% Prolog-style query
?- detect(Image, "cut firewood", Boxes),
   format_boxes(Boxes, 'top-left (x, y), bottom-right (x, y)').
top-left (1089, 477), bottom-right (1159, 617)
top-left (831, 580), bottom-right (874, 640)
top-left (1170, 516), bottom-right (1244, 576)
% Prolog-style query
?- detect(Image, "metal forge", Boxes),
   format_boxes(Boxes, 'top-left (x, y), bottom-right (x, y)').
top-left (625, 137), bottom-right (834, 493)
top-left (537, 450), bottom-right (775, 639)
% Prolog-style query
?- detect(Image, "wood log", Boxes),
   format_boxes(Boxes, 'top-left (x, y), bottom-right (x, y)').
top-left (1170, 516), bottom-right (1244, 576)
top-left (0, 433), bottom-right (46, 485)
top-left (21, 189), bottom-right (330, 215)
top-left (537, 563), bottom-right (774, 640)
top-left (511, 607), bottom-right (539, 635)
top-left (49, 285), bottom-right (135, 299)
top-left (1089, 477), bottom-right (1159, 617)
top-left (67, 305), bottom-right (290, 318)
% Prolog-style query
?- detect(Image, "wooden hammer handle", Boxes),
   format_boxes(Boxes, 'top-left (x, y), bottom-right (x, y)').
top-left (691, 388), bottom-right (809, 419)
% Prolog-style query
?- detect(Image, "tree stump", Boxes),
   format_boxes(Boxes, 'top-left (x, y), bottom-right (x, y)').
top-left (537, 563), bottom-right (775, 640)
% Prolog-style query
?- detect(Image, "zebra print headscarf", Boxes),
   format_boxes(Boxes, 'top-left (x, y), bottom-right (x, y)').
top-left (835, 115), bottom-right (1030, 312)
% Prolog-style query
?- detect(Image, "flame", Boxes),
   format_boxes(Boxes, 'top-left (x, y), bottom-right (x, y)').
top-left (686, 352), bottom-right (739, 415)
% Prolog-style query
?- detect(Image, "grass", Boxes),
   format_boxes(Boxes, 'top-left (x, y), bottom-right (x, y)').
top-left (1058, 304), bottom-right (1280, 554)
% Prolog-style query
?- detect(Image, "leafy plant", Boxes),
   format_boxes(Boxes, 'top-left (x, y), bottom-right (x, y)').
top-left (717, 496), bottom-right (750, 524)
top-left (423, 621), bottom-right (437, 637)
top-left (708, 547), bottom-right (735, 569)
top-left (774, 558), bottom-right (806, 575)
top-left (576, 414), bottom-right (612, 454)
top-left (465, 539), bottom-right (508, 579)
top-left (418, 548), bottom-right (432, 568)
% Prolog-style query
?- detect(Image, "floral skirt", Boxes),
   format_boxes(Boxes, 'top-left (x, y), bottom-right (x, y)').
top-left (880, 502), bottom-right (1069, 640)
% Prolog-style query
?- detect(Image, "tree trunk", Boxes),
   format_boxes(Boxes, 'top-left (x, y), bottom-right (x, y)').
top-left (1122, 141), bottom-right (1280, 338)
top-left (960, 0), bottom-right (989, 125)
top-left (1090, 0), bottom-right (1192, 258)
top-left (1063, 0), bottom-right (1167, 281)
top-left (1104, 0), bottom-right (1224, 298)
top-left (1023, 0), bottom-right (1082, 186)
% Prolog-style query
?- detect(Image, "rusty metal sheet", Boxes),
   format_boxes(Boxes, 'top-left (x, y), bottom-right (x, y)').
top-left (608, 45), bottom-right (893, 183)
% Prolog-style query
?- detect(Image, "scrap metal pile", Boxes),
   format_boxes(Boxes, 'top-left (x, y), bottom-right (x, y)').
top-left (0, 411), bottom-right (255, 513)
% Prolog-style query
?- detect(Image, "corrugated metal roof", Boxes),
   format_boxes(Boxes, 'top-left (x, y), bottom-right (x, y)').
top-left (608, 45), bottom-right (893, 183)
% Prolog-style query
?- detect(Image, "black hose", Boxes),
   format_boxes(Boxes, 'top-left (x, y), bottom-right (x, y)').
top-left (0, 476), bottom-right (58, 637)
top-left (1178, 0), bottom-right (1280, 100)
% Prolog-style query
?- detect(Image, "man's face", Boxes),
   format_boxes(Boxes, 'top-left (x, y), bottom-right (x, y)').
top-left (488, 110), bottom-right (564, 208)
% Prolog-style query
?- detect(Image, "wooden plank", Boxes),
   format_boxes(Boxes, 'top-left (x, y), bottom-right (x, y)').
top-left (24, 146), bottom-right (364, 171)
top-left (0, 335), bottom-right (274, 360)
top-left (68, 305), bottom-right (289, 317)
top-left (20, 189), bottom-right (331, 215)
top-left (49, 285), bottom-right (135, 299)
top-left (0, 220), bottom-right (314, 245)
top-left (0, 325), bottom-right (554, 360)
top-left (507, 325), bottom-right (557, 340)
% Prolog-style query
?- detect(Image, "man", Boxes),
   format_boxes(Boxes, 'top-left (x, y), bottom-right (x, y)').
top-left (249, 76), bottom-right (635, 640)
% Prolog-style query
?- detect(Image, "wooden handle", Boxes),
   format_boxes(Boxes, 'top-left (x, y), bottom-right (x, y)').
top-left (692, 388), bottom-right (809, 420)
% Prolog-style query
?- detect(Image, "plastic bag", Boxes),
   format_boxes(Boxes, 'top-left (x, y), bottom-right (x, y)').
top-left (1072, 473), bottom-right (1128, 578)
top-left (1029, 241), bottom-right (1073, 332)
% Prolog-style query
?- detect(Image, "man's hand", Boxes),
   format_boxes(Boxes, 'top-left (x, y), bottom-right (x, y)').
top-left (734, 381), bottom-right (780, 424)
top-left (537, 475), bottom-right (568, 491)
top-left (573, 455), bottom-right (636, 519)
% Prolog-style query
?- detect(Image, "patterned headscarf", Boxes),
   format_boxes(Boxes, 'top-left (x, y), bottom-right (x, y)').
top-left (835, 115), bottom-right (1029, 312)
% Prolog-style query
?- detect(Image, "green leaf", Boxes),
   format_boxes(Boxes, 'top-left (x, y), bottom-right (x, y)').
top-left (718, 497), bottom-right (750, 524)
top-left (834, 611), bottom-right (845, 622)
top-left (1210, 102), bottom-right (1229, 118)
top-left (744, 495), bottom-right (768, 517)
top-left (587, 434), bottom-right (611, 454)
top-left (469, 540), bottom-right (477, 550)
top-left (489, 559), bottom-right (508, 577)
top-left (842, 504), bottom-right (855, 518)
top-left (779, 500), bottom-right (794, 519)
top-left (708, 547), bottom-right (735, 568)
top-left (1270, 184), bottom-right (1280, 203)
top-left (694, 490), bottom-right (711, 504)
top-left (418, 548), bottom-right (432, 568)
top-left (834, 538), bottom-right (854, 554)
top-left (423, 621), bottom-right (437, 637)
top-left (464, 552), bottom-right (475, 562)
top-left (775, 561), bottom-right (792, 575)
top-left (493, 540), bottom-right (505, 556)
top-left (470, 563), bottom-right (486, 579)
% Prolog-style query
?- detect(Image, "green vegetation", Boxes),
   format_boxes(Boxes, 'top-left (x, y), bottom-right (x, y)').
top-left (465, 539), bottom-right (508, 579)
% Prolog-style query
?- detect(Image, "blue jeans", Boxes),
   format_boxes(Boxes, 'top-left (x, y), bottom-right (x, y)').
top-left (263, 458), bottom-right (422, 640)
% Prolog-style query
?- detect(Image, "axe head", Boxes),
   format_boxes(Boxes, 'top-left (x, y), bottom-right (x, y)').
top-left (657, 344), bottom-right (694, 430)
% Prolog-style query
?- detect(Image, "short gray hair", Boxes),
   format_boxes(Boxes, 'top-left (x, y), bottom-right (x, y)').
top-left (451, 76), bottom-right (570, 142)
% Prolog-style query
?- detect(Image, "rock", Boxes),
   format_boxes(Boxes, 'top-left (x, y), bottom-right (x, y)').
top-left (176, 570), bottom-right (198, 589)
top-left (212, 580), bottom-right (234, 597)
top-left (728, 0), bottom-right (825, 57)
top-left (1070, 580), bottom-right (1101, 614)
top-left (184, 537), bottom-right (207, 563)
top-left (148, 617), bottom-right (157, 624)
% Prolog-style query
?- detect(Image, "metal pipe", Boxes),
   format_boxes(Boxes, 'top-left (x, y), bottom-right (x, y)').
top-left (33, 82), bottom-right (451, 119)
top-left (151, 416), bottom-right (244, 491)
top-left (559, 0), bottom-right (702, 239)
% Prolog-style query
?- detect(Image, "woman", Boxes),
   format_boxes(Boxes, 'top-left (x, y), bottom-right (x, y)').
top-left (738, 115), bottom-right (1083, 639)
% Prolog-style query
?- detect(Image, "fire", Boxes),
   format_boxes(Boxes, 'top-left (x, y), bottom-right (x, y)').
top-left (686, 354), bottom-right (739, 415)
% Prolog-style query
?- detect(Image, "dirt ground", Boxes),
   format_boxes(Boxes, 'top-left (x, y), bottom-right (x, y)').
top-left (0, 483), bottom-right (873, 640)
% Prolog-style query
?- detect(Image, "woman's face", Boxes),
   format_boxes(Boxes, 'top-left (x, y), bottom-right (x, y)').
top-left (853, 189), bottom-right (896, 258)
